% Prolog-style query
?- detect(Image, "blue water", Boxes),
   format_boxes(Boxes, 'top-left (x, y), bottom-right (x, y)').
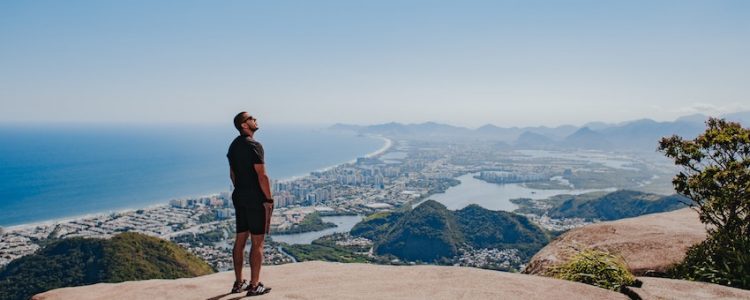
top-left (0, 124), bottom-right (384, 226)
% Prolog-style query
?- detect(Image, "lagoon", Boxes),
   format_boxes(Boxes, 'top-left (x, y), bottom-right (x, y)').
top-left (270, 215), bottom-right (363, 245)
top-left (422, 173), bottom-right (614, 211)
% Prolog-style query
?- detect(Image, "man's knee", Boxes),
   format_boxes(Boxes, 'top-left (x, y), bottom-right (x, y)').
top-left (250, 234), bottom-right (265, 248)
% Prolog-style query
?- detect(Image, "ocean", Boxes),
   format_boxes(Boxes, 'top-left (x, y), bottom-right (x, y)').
top-left (0, 124), bottom-right (384, 227)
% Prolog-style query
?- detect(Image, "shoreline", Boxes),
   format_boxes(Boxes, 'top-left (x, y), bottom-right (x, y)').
top-left (1, 200), bottom-right (194, 232)
top-left (277, 135), bottom-right (392, 182)
top-left (2, 135), bottom-right (393, 233)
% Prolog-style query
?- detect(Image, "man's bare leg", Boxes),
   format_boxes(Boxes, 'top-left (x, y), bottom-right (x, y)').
top-left (233, 231), bottom-right (250, 283)
top-left (249, 233), bottom-right (265, 286)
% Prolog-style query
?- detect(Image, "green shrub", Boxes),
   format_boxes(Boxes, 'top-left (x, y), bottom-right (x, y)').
top-left (548, 248), bottom-right (636, 291)
top-left (669, 232), bottom-right (750, 289)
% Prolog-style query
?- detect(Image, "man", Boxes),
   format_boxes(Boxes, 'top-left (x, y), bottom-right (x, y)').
top-left (227, 112), bottom-right (274, 296)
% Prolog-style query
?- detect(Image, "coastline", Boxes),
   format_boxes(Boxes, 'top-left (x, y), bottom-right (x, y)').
top-left (277, 135), bottom-right (392, 182)
top-left (1, 201), bottom-right (192, 232)
top-left (2, 135), bottom-right (392, 233)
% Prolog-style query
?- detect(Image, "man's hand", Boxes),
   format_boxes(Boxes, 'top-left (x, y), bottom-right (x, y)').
top-left (263, 202), bottom-right (274, 235)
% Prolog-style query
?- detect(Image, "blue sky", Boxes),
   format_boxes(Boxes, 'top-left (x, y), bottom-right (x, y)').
top-left (1, 1), bottom-right (748, 127)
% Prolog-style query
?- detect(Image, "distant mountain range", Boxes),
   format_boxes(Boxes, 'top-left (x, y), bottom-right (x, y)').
top-left (330, 111), bottom-right (750, 152)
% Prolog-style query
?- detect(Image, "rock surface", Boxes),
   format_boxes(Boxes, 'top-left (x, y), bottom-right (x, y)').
top-left (33, 261), bottom-right (629, 300)
top-left (525, 208), bottom-right (707, 276)
top-left (631, 277), bottom-right (750, 300)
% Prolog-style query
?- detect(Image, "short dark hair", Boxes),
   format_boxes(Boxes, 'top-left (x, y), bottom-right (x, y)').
top-left (233, 111), bottom-right (248, 131)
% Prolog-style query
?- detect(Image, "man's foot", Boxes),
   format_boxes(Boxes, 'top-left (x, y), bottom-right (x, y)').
top-left (230, 280), bottom-right (249, 293)
top-left (246, 282), bottom-right (271, 297)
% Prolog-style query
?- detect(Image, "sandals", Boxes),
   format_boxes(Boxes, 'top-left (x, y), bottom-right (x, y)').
top-left (246, 282), bottom-right (272, 297)
top-left (230, 280), bottom-right (249, 293)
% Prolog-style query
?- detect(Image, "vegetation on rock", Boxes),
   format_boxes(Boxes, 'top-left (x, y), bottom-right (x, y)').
top-left (548, 248), bottom-right (636, 291)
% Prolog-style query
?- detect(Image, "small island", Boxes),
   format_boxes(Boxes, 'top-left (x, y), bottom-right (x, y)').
top-left (274, 212), bottom-right (337, 234)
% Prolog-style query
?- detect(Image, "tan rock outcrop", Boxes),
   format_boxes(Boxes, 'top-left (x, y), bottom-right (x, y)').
top-left (631, 277), bottom-right (750, 300)
top-left (33, 261), bottom-right (629, 300)
top-left (524, 208), bottom-right (707, 276)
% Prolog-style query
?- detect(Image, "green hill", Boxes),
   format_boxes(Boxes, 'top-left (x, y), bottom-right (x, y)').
top-left (546, 190), bottom-right (688, 221)
top-left (456, 204), bottom-right (550, 258)
top-left (376, 200), bottom-right (464, 262)
top-left (0, 232), bottom-right (214, 300)
top-left (355, 200), bottom-right (549, 263)
top-left (350, 210), bottom-right (404, 241)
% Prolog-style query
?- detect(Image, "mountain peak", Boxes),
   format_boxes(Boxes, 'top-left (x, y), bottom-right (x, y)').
top-left (570, 126), bottom-right (597, 135)
top-left (33, 261), bottom-right (631, 300)
top-left (35, 259), bottom-right (750, 300)
top-left (477, 124), bottom-right (501, 130)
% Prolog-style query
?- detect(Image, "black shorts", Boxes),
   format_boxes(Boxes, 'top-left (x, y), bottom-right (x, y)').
top-left (233, 204), bottom-right (266, 235)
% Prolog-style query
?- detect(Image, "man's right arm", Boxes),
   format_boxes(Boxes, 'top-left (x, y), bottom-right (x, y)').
top-left (253, 164), bottom-right (272, 201)
top-left (230, 168), bottom-right (236, 187)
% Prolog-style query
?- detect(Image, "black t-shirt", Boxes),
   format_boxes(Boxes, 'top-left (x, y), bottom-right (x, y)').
top-left (227, 135), bottom-right (265, 207)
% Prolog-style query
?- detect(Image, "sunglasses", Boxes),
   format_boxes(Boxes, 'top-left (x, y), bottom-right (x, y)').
top-left (243, 116), bottom-right (257, 123)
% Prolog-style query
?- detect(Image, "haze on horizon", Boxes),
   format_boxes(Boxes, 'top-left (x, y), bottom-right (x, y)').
top-left (1, 1), bottom-right (748, 128)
